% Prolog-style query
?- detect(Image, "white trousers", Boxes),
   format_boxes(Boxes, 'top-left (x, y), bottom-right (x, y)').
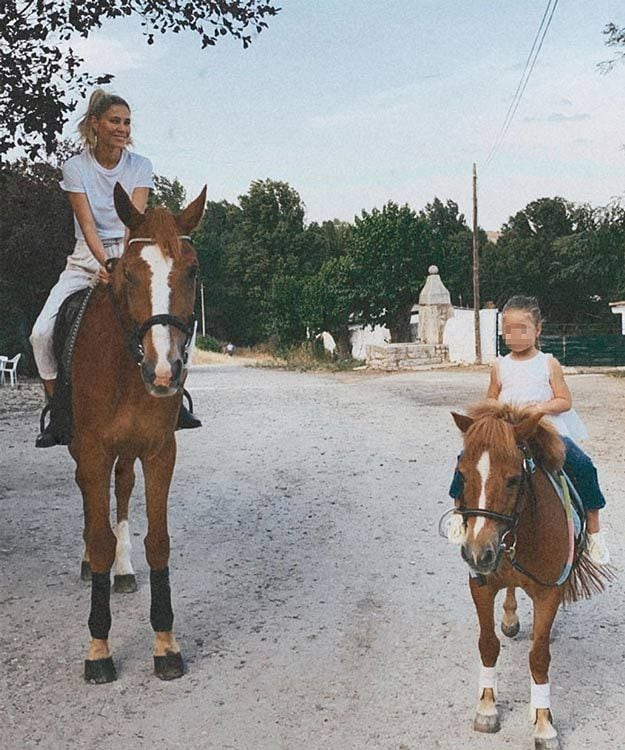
top-left (30, 239), bottom-right (124, 380)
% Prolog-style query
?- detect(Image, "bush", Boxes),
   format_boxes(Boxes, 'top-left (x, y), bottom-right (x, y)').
top-left (195, 334), bottom-right (223, 352)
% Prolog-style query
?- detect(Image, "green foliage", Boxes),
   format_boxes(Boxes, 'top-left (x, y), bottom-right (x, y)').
top-left (0, 152), bottom-right (74, 374)
top-left (195, 334), bottom-right (223, 353)
top-left (350, 201), bottom-right (434, 341)
top-left (148, 175), bottom-right (187, 212)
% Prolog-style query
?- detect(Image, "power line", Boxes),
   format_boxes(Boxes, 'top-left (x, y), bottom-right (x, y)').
top-left (483, 0), bottom-right (560, 171)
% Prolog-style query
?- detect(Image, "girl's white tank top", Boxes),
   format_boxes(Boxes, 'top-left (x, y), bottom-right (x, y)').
top-left (497, 351), bottom-right (588, 441)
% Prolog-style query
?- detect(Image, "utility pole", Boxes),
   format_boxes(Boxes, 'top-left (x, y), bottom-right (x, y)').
top-left (200, 281), bottom-right (206, 337)
top-left (472, 162), bottom-right (482, 364)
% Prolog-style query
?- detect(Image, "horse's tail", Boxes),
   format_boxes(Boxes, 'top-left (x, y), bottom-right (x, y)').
top-left (562, 541), bottom-right (615, 604)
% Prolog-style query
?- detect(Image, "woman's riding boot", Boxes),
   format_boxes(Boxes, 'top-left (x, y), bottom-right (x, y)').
top-left (177, 405), bottom-right (202, 430)
top-left (35, 403), bottom-right (59, 447)
top-left (176, 390), bottom-right (201, 430)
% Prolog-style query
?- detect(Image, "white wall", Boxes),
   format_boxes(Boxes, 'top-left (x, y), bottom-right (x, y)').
top-left (611, 304), bottom-right (625, 335)
top-left (443, 307), bottom-right (498, 364)
top-left (349, 324), bottom-right (391, 360)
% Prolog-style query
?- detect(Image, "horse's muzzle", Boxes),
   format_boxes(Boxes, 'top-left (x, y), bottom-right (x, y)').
top-left (140, 358), bottom-right (184, 397)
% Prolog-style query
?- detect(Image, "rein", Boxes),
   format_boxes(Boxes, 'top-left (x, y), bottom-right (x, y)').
top-left (454, 445), bottom-right (573, 587)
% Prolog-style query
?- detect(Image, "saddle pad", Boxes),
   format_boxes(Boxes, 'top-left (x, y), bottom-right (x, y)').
top-left (49, 287), bottom-right (94, 443)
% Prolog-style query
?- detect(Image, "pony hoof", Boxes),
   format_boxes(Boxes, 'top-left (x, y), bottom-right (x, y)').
top-left (535, 737), bottom-right (560, 750)
top-left (113, 574), bottom-right (137, 593)
top-left (474, 713), bottom-right (500, 733)
top-left (80, 561), bottom-right (92, 581)
top-left (84, 657), bottom-right (117, 684)
top-left (154, 651), bottom-right (185, 681)
top-left (501, 620), bottom-right (520, 638)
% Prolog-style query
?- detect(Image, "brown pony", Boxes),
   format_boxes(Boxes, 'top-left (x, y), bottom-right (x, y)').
top-left (451, 401), bottom-right (609, 750)
top-left (70, 183), bottom-right (206, 684)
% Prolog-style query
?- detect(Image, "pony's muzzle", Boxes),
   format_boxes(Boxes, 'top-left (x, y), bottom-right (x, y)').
top-left (461, 540), bottom-right (501, 575)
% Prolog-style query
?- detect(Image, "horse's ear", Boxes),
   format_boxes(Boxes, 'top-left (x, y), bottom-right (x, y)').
top-left (114, 182), bottom-right (144, 229)
top-left (452, 412), bottom-right (474, 433)
top-left (513, 411), bottom-right (545, 443)
top-left (176, 186), bottom-right (207, 235)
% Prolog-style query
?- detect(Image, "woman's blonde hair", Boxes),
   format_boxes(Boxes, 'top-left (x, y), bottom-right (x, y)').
top-left (77, 89), bottom-right (132, 150)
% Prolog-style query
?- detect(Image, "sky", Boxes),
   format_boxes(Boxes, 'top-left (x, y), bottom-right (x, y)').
top-left (63, 0), bottom-right (625, 231)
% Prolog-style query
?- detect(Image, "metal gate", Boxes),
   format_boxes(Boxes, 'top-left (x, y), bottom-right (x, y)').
top-left (498, 334), bottom-right (625, 366)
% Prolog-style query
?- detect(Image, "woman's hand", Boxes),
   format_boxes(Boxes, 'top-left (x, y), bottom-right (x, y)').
top-left (97, 266), bottom-right (111, 285)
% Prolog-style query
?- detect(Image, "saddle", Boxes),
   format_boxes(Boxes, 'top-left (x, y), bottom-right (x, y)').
top-left (39, 287), bottom-right (94, 445)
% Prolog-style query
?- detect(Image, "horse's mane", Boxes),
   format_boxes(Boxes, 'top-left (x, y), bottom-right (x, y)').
top-left (465, 400), bottom-right (565, 473)
top-left (144, 207), bottom-right (181, 260)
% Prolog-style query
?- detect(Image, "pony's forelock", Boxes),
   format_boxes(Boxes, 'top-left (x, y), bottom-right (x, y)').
top-left (464, 400), bottom-right (565, 472)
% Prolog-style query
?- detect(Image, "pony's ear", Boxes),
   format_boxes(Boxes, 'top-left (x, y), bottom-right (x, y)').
top-left (176, 186), bottom-right (207, 235)
top-left (452, 412), bottom-right (474, 433)
top-left (513, 411), bottom-right (545, 443)
top-left (114, 182), bottom-right (144, 229)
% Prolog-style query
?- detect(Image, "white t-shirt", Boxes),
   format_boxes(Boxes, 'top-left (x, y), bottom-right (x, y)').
top-left (497, 351), bottom-right (588, 440)
top-left (60, 149), bottom-right (154, 240)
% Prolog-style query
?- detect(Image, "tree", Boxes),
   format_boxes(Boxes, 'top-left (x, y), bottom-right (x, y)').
top-left (0, 152), bottom-right (75, 373)
top-left (420, 197), bottom-right (480, 306)
top-left (148, 175), bottom-right (187, 212)
top-left (2, 1), bottom-right (281, 160)
top-left (303, 254), bottom-right (356, 358)
top-left (350, 202), bottom-right (433, 342)
top-left (599, 23), bottom-right (625, 73)
top-left (228, 179), bottom-right (308, 343)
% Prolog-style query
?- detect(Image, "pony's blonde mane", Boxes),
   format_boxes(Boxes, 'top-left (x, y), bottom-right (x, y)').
top-left (465, 400), bottom-right (565, 473)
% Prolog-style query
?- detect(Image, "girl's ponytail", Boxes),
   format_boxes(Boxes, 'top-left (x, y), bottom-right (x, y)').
top-left (77, 89), bottom-right (131, 150)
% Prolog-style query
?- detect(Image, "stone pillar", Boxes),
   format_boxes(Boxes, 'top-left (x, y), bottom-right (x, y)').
top-left (418, 265), bottom-right (453, 345)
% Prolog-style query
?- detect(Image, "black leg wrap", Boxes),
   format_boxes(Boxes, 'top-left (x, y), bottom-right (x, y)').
top-left (88, 572), bottom-right (112, 640)
top-left (150, 567), bottom-right (174, 632)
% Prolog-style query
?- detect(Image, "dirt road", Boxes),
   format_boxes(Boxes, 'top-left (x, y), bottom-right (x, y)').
top-left (1, 366), bottom-right (623, 749)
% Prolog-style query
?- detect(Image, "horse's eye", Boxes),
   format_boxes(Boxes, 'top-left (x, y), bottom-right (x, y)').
top-left (187, 265), bottom-right (198, 280)
top-left (123, 267), bottom-right (136, 285)
top-left (506, 476), bottom-right (521, 490)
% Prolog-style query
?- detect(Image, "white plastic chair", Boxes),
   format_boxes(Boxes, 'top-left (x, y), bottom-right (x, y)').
top-left (2, 353), bottom-right (21, 386)
top-left (0, 356), bottom-right (7, 385)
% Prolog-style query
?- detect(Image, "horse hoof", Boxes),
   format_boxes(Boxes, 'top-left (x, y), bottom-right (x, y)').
top-left (80, 561), bottom-right (92, 581)
top-left (84, 657), bottom-right (117, 684)
top-left (154, 651), bottom-right (185, 681)
top-left (501, 620), bottom-right (520, 638)
top-left (113, 574), bottom-right (137, 593)
top-left (535, 737), bottom-right (560, 750)
top-left (474, 713), bottom-right (500, 733)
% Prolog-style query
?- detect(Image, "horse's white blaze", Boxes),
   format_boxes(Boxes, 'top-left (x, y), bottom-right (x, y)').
top-left (113, 520), bottom-right (134, 576)
top-left (141, 245), bottom-right (173, 377)
top-left (472, 451), bottom-right (491, 537)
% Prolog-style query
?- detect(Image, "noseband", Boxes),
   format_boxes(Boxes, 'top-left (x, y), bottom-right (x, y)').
top-left (105, 236), bottom-right (195, 366)
top-left (456, 445), bottom-right (536, 546)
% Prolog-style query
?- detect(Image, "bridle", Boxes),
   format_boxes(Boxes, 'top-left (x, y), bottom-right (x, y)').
top-left (455, 443), bottom-right (537, 558)
top-left (105, 235), bottom-right (196, 366)
top-left (453, 443), bottom-right (573, 587)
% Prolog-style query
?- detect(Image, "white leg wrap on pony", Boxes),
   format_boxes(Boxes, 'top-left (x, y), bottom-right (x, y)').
top-left (479, 665), bottom-right (497, 698)
top-left (530, 680), bottom-right (551, 723)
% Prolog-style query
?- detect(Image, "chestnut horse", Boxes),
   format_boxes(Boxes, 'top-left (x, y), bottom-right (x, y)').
top-left (450, 401), bottom-right (609, 750)
top-left (69, 183), bottom-right (205, 684)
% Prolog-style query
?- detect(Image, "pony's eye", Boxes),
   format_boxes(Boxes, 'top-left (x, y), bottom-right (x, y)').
top-left (187, 265), bottom-right (199, 280)
top-left (123, 267), bottom-right (137, 285)
top-left (506, 476), bottom-right (521, 490)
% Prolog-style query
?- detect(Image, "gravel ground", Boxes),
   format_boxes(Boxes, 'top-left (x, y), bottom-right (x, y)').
top-left (0, 366), bottom-right (623, 750)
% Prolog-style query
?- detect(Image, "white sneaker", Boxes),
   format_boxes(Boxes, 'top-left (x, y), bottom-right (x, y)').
top-left (587, 531), bottom-right (610, 565)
